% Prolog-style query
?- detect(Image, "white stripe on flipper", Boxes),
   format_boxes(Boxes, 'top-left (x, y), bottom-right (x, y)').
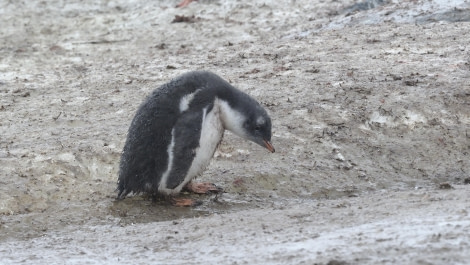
top-left (158, 128), bottom-right (176, 193)
top-left (179, 90), bottom-right (200, 112)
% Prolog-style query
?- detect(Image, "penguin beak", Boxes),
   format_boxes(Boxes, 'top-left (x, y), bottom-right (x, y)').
top-left (263, 140), bottom-right (275, 153)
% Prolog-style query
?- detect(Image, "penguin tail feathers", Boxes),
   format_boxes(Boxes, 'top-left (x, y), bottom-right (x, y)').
top-left (116, 187), bottom-right (130, 200)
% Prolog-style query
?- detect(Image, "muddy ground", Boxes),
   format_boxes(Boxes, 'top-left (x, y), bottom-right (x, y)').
top-left (0, 0), bottom-right (469, 264)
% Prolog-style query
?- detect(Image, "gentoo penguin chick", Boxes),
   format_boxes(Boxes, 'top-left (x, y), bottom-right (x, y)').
top-left (117, 71), bottom-right (275, 206)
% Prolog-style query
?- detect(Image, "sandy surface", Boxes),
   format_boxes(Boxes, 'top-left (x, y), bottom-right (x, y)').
top-left (1, 0), bottom-right (469, 264)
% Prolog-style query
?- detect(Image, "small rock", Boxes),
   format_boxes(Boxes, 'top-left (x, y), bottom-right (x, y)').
top-left (172, 15), bottom-right (199, 23)
top-left (327, 260), bottom-right (349, 265)
top-left (438, 182), bottom-right (453, 189)
top-left (404, 79), bottom-right (418, 86)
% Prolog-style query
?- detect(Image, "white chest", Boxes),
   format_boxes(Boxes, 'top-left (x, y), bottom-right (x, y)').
top-left (194, 102), bottom-right (225, 172)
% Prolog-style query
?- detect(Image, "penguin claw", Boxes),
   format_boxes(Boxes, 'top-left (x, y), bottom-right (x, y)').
top-left (171, 197), bottom-right (202, 207)
top-left (176, 0), bottom-right (195, 8)
top-left (184, 182), bottom-right (223, 194)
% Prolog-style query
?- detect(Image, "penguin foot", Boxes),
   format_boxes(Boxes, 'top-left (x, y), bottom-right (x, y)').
top-left (176, 0), bottom-right (196, 8)
top-left (184, 182), bottom-right (223, 194)
top-left (171, 197), bottom-right (202, 207)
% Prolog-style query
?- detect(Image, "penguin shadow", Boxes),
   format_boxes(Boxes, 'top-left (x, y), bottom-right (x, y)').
top-left (109, 191), bottom-right (233, 224)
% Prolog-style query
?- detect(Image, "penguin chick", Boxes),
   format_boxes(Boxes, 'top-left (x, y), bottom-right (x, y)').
top-left (117, 71), bottom-right (274, 201)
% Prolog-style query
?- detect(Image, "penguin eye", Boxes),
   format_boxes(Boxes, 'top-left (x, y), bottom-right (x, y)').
top-left (255, 125), bottom-right (261, 131)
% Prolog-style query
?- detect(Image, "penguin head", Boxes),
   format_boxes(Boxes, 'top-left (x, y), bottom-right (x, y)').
top-left (219, 99), bottom-right (275, 153)
top-left (242, 109), bottom-right (275, 153)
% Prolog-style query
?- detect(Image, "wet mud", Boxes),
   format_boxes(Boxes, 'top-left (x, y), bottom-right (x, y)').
top-left (1, 0), bottom-right (469, 263)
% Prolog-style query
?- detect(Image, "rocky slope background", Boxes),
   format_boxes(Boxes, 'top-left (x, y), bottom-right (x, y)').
top-left (1, 0), bottom-right (469, 264)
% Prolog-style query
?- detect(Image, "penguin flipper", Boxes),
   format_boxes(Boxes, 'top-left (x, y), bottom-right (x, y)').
top-left (164, 110), bottom-right (204, 190)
